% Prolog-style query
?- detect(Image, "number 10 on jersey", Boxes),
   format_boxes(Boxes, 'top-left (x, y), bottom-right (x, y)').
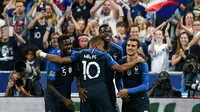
top-left (82, 61), bottom-right (101, 80)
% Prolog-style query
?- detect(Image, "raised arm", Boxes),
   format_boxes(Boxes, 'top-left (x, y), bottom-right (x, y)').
top-left (188, 32), bottom-right (200, 48)
top-left (28, 12), bottom-right (43, 30)
top-left (165, 23), bottom-right (172, 51)
top-left (36, 50), bottom-right (72, 64)
top-left (112, 57), bottom-right (145, 72)
top-left (107, 0), bottom-right (119, 19)
top-left (43, 19), bottom-right (53, 49)
top-left (90, 0), bottom-right (107, 17)
top-left (148, 35), bottom-right (155, 54)
top-left (14, 33), bottom-right (26, 44)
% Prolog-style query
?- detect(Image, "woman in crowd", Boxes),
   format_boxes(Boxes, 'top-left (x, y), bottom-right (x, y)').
top-left (172, 32), bottom-right (190, 71)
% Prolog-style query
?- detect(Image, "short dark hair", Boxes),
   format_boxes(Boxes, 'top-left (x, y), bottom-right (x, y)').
top-left (116, 22), bottom-right (127, 28)
top-left (15, 0), bottom-right (25, 7)
top-left (127, 37), bottom-right (141, 48)
top-left (99, 24), bottom-right (110, 32)
top-left (58, 34), bottom-right (70, 43)
top-left (89, 36), bottom-right (104, 46)
top-left (128, 25), bottom-right (140, 33)
top-left (24, 45), bottom-right (38, 57)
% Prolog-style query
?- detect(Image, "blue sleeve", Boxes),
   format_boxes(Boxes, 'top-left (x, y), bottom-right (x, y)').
top-left (47, 62), bottom-right (58, 81)
top-left (128, 63), bottom-right (149, 94)
top-left (122, 41), bottom-right (127, 56)
top-left (46, 49), bottom-right (60, 81)
top-left (142, 43), bottom-right (149, 57)
top-left (115, 72), bottom-right (123, 91)
top-left (104, 53), bottom-right (117, 69)
top-left (118, 45), bottom-right (124, 61)
top-left (62, 0), bottom-right (73, 7)
top-left (69, 51), bottom-right (81, 62)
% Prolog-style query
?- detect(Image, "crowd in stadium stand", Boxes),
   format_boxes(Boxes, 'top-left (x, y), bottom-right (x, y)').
top-left (0, 0), bottom-right (200, 95)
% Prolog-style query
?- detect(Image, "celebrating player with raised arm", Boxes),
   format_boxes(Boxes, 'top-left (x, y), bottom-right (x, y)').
top-left (36, 36), bottom-right (144, 112)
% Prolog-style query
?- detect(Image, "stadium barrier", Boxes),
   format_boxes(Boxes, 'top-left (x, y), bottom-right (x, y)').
top-left (0, 71), bottom-right (183, 93)
top-left (0, 97), bottom-right (200, 112)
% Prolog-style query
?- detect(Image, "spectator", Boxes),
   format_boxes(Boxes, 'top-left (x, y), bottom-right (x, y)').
top-left (148, 71), bottom-right (181, 98)
top-left (4, 70), bottom-right (44, 97)
top-left (134, 15), bottom-right (147, 43)
top-left (0, 26), bottom-right (25, 70)
top-left (148, 22), bottom-right (172, 73)
top-left (122, 0), bottom-right (146, 24)
top-left (176, 12), bottom-right (194, 37)
top-left (72, 0), bottom-right (95, 22)
top-left (112, 21), bottom-right (127, 46)
top-left (29, 0), bottom-right (62, 22)
top-left (188, 19), bottom-right (200, 57)
top-left (24, 45), bottom-right (40, 71)
top-left (0, 19), bottom-right (5, 42)
top-left (2, 0), bottom-right (16, 18)
top-left (90, 0), bottom-right (123, 36)
top-left (83, 18), bottom-right (99, 39)
top-left (185, 0), bottom-right (200, 20)
top-left (8, 0), bottom-right (32, 38)
top-left (122, 25), bottom-right (149, 61)
top-left (77, 34), bottom-right (89, 50)
top-left (172, 32), bottom-right (190, 71)
top-left (28, 11), bottom-right (54, 52)
top-left (12, 19), bottom-right (27, 60)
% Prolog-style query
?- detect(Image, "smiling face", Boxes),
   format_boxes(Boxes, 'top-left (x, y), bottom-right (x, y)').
top-left (45, 5), bottom-right (53, 17)
top-left (180, 33), bottom-right (189, 46)
top-left (67, 21), bottom-right (75, 33)
top-left (59, 39), bottom-right (72, 54)
top-left (129, 26), bottom-right (139, 38)
top-left (185, 13), bottom-right (194, 25)
top-left (154, 30), bottom-right (164, 41)
top-left (99, 25), bottom-right (112, 43)
top-left (51, 33), bottom-right (59, 47)
top-left (193, 20), bottom-right (200, 31)
top-left (126, 39), bottom-right (139, 56)
top-left (77, 19), bottom-right (86, 31)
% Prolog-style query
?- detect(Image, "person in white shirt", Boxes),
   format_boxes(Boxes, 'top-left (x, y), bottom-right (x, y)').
top-left (148, 23), bottom-right (172, 73)
top-left (90, 0), bottom-right (124, 36)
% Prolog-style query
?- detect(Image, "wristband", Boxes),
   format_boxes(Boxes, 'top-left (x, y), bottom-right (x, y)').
top-left (40, 52), bottom-right (47, 58)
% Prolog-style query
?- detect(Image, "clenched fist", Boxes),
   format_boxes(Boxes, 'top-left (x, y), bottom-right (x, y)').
top-left (36, 50), bottom-right (42, 58)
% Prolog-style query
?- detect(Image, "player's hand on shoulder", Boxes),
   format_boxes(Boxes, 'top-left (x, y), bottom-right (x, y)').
top-left (63, 98), bottom-right (75, 111)
top-left (78, 87), bottom-right (88, 102)
top-left (137, 56), bottom-right (145, 63)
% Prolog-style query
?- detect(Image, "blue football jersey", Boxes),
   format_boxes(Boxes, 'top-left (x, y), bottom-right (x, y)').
top-left (69, 49), bottom-right (117, 90)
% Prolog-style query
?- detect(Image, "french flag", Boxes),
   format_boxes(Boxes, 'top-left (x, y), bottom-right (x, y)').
top-left (145, 0), bottom-right (183, 18)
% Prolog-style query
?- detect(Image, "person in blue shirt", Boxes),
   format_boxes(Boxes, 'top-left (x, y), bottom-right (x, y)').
top-left (37, 36), bottom-right (144, 112)
top-left (116, 38), bottom-right (150, 112)
top-left (123, 0), bottom-right (146, 24)
top-left (99, 24), bottom-right (124, 111)
top-left (44, 34), bottom-right (77, 112)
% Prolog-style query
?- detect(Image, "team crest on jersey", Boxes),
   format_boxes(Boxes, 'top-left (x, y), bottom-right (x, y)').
top-left (68, 67), bottom-right (72, 74)
top-left (113, 53), bottom-right (117, 60)
top-left (134, 66), bottom-right (139, 74)
top-left (49, 71), bottom-right (55, 77)
top-left (127, 70), bottom-right (132, 76)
